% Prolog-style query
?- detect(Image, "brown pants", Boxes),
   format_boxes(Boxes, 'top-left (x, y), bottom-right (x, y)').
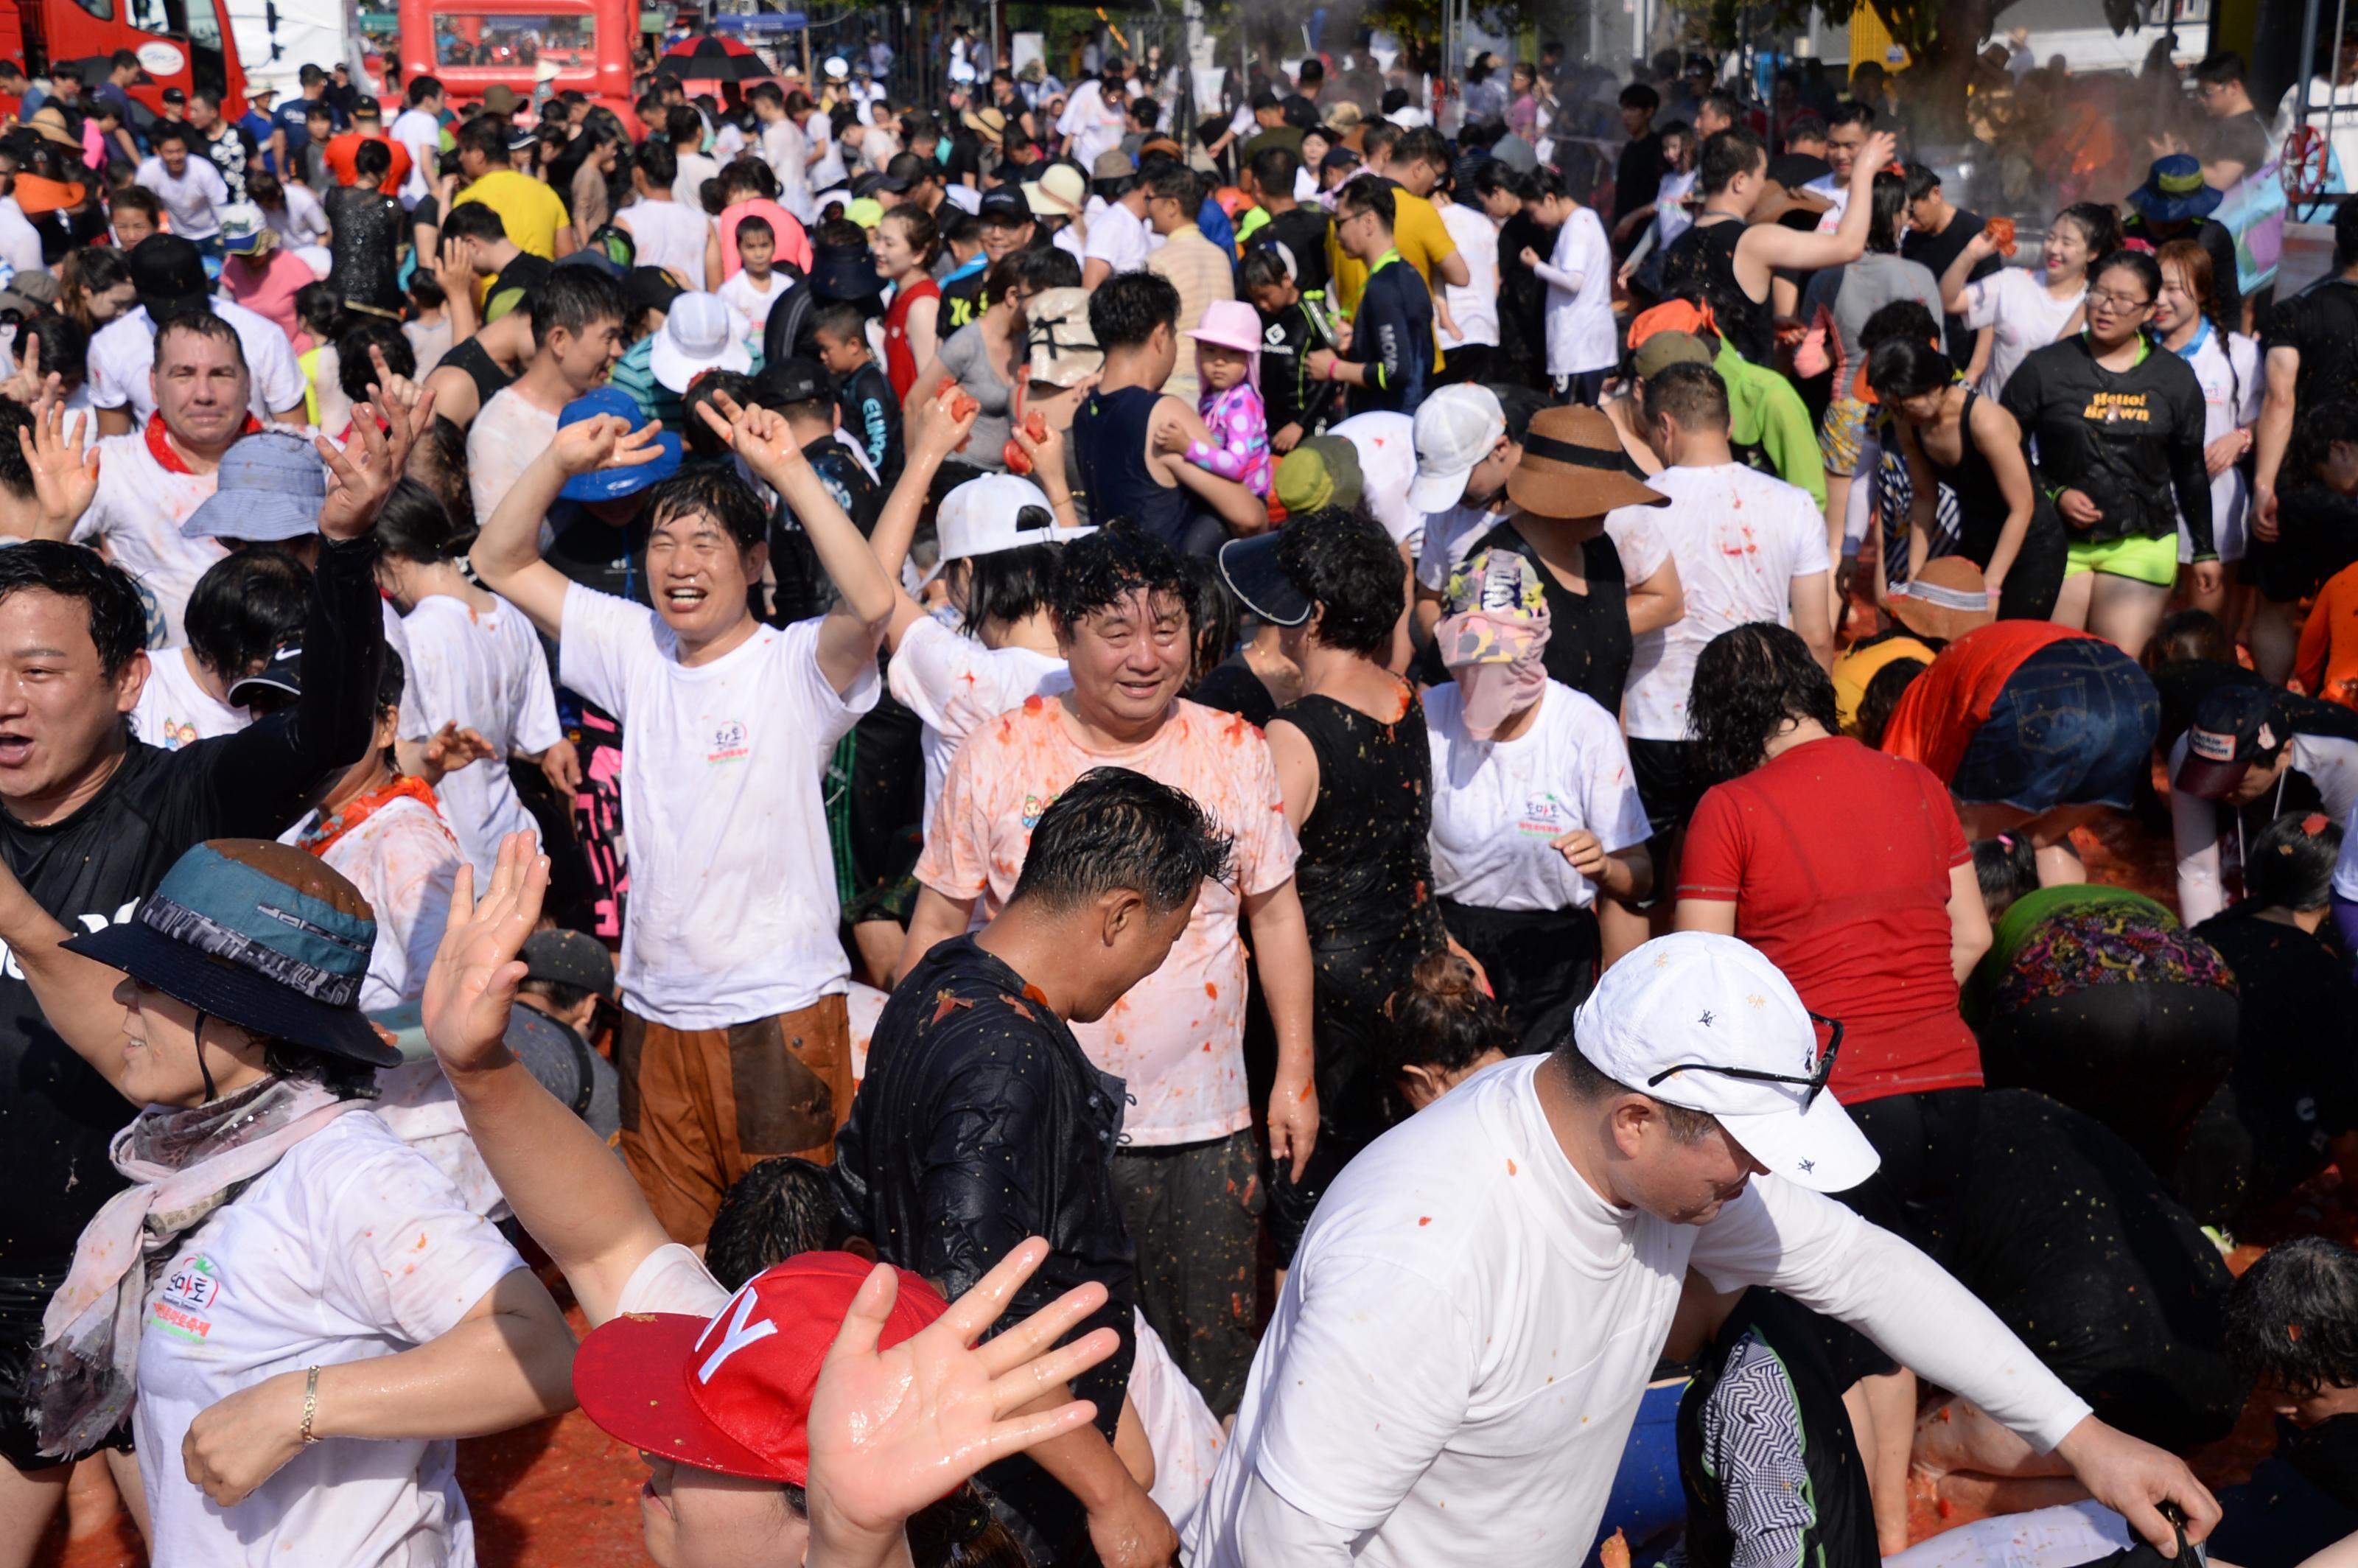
top-left (615, 995), bottom-right (853, 1245)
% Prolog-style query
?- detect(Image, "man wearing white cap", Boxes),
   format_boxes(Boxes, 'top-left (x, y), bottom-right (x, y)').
top-left (1188, 930), bottom-right (2222, 1567)
top-left (1405, 382), bottom-right (1527, 634)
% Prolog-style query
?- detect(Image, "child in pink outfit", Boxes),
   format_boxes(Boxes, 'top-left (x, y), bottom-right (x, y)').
top-left (1180, 300), bottom-right (1273, 500)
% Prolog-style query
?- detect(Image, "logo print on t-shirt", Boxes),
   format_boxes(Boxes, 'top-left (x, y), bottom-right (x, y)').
top-left (1514, 794), bottom-right (1567, 836)
top-left (152, 1255), bottom-right (221, 1340)
top-left (707, 721), bottom-right (750, 765)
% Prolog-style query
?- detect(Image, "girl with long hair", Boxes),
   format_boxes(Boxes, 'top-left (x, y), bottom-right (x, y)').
top-left (2152, 236), bottom-right (2261, 627)
top-left (1936, 200), bottom-right (2118, 400)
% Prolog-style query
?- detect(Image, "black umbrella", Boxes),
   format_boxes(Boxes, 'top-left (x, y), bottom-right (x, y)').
top-left (657, 34), bottom-right (772, 83)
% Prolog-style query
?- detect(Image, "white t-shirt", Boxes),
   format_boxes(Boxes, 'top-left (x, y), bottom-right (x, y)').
top-left (88, 301), bottom-right (308, 424)
top-left (673, 148), bottom-right (721, 209)
top-left (136, 154), bottom-right (231, 239)
top-left (1424, 680), bottom-right (1651, 911)
top-left (2169, 729), bottom-right (2358, 921)
top-left (73, 427), bottom-right (226, 648)
top-left (1084, 200), bottom-right (1153, 274)
top-left (1413, 502), bottom-right (1507, 592)
top-left (618, 200), bottom-right (711, 291)
top-left (131, 646), bottom-right (247, 749)
top-left (1654, 167), bottom-right (1698, 251)
top-left (307, 790), bottom-right (463, 1011)
top-left (1536, 206), bottom-right (1614, 376)
top-left (760, 117), bottom-right (813, 222)
top-left (1962, 267), bottom-right (2085, 401)
top-left (1326, 412), bottom-right (1420, 550)
top-left (391, 107), bottom-right (441, 207)
top-left (465, 387), bottom-right (561, 531)
top-left (805, 115), bottom-right (847, 195)
top-left (136, 1112), bottom-right (524, 1568)
top-left (0, 197), bottom-right (41, 273)
top-left (884, 615), bottom-right (1071, 832)
top-left (399, 593), bottom-right (562, 885)
top-left (1058, 80), bottom-right (1126, 171)
top-left (716, 266), bottom-right (786, 332)
top-left (1614, 463), bottom-right (1826, 741)
top-left (559, 590), bottom-right (878, 1026)
top-left (2172, 324), bottom-right (2262, 564)
top-left (1185, 1055), bottom-right (2092, 1568)
top-left (1438, 201), bottom-right (1500, 351)
top-left (270, 181), bottom-right (331, 249)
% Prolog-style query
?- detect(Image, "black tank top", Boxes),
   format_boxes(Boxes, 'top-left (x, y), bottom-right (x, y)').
top-left (441, 335), bottom-right (514, 407)
top-left (1663, 216), bottom-right (1774, 366)
top-left (1279, 687), bottom-right (1446, 1127)
top-left (1072, 385), bottom-right (1199, 553)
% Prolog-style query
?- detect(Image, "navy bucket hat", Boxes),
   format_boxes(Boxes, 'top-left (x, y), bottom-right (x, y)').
top-left (63, 840), bottom-right (400, 1066)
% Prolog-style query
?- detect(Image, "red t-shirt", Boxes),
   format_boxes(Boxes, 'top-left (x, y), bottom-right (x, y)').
top-left (1879, 621), bottom-right (2096, 785)
top-left (1679, 734), bottom-right (1982, 1102)
top-left (323, 130), bottom-right (412, 192)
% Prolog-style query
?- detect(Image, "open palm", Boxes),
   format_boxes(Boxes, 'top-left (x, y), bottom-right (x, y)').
top-left (421, 831), bottom-right (546, 1076)
top-left (805, 1240), bottom-right (1116, 1543)
top-left (18, 399), bottom-right (94, 537)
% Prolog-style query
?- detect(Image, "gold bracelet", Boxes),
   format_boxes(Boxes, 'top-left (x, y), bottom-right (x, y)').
top-left (299, 1365), bottom-right (322, 1446)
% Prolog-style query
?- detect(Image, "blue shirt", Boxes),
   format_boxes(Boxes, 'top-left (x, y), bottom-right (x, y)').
top-left (1196, 196), bottom-right (1235, 257)
top-left (270, 98), bottom-right (318, 169)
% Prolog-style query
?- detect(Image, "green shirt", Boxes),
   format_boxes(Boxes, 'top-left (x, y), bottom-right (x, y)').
top-left (1965, 883), bottom-right (2174, 1026)
top-left (1715, 338), bottom-right (1827, 511)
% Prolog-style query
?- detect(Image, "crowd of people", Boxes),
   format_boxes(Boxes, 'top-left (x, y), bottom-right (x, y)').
top-left (0, 23), bottom-right (2352, 1568)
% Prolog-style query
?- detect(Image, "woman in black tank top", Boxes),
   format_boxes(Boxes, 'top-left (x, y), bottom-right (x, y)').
top-left (1663, 216), bottom-right (1775, 366)
top-left (1872, 337), bottom-right (2069, 621)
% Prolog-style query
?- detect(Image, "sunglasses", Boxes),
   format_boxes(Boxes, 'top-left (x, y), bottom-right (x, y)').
top-left (1645, 1012), bottom-right (1844, 1112)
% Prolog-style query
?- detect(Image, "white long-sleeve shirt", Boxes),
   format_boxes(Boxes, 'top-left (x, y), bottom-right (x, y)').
top-left (2170, 727), bottom-right (2358, 925)
top-left (1185, 1055), bottom-right (2092, 1567)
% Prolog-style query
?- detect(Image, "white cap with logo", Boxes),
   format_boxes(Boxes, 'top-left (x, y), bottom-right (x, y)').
top-left (937, 475), bottom-right (1093, 561)
top-left (1407, 384), bottom-right (1508, 515)
top-left (1572, 931), bottom-right (1880, 1194)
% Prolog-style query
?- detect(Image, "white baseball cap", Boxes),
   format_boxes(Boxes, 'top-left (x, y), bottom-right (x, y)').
top-left (1572, 932), bottom-right (1879, 1194)
top-left (1407, 384), bottom-right (1508, 515)
top-left (937, 475), bottom-right (1093, 561)
top-left (649, 293), bottom-right (753, 393)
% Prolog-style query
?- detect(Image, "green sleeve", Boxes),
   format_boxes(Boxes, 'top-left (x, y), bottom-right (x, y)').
top-left (1753, 372), bottom-right (1827, 511)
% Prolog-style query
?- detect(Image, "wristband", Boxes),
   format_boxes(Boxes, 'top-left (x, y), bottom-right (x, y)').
top-left (300, 1365), bottom-right (322, 1445)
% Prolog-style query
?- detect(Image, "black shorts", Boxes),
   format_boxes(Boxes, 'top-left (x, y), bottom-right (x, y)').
top-left (0, 1269), bottom-right (131, 1470)
top-left (1626, 736), bottom-right (1707, 840)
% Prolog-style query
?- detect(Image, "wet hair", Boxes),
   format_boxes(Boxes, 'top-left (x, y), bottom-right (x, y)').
top-left (1557, 1039), bottom-right (1719, 1139)
top-left (1334, 178), bottom-right (1395, 230)
top-left (1238, 245), bottom-right (1290, 294)
top-left (408, 415), bottom-right (475, 541)
top-left (2227, 1236), bottom-right (2358, 1397)
top-left (1866, 169), bottom-right (1909, 254)
top-left (1696, 127), bottom-right (1766, 195)
top-left (1144, 161), bottom-right (1200, 211)
top-left (987, 244), bottom-right (1080, 301)
top-left (1396, 125), bottom-right (1451, 173)
top-left (735, 214), bottom-right (774, 247)
top-left (0, 399), bottom-right (31, 500)
top-left (647, 466), bottom-right (768, 551)
top-left (183, 549), bottom-right (308, 683)
top-left (665, 105), bottom-right (702, 147)
top-left (0, 540), bottom-right (148, 680)
top-left (1379, 951), bottom-right (1519, 1091)
top-left (335, 321), bottom-right (413, 406)
top-left (682, 371), bottom-right (762, 461)
top-left (1902, 161), bottom-right (1942, 203)
top-left (1279, 508), bottom-right (1402, 657)
top-left (704, 1157), bottom-right (839, 1289)
top-left (1784, 112), bottom-right (1827, 145)
top-left (2147, 609), bottom-right (2236, 671)
top-left (1088, 270), bottom-right (1181, 351)
top-left (1249, 144), bottom-right (1300, 195)
top-left (1855, 657), bottom-right (1927, 749)
top-left (2057, 202), bottom-right (2124, 262)
top-left (1007, 766), bottom-right (1234, 917)
top-left (375, 476), bottom-right (473, 564)
top-left (13, 311), bottom-right (85, 383)
top-left (1179, 554), bottom-right (1240, 690)
top-left (1865, 335), bottom-right (1954, 405)
top-left (110, 184), bottom-right (161, 226)
top-left (152, 308), bottom-right (248, 372)
top-left (1971, 834), bottom-right (2040, 920)
top-left (528, 267), bottom-right (629, 351)
top-left (1471, 158), bottom-right (1523, 207)
top-left (1052, 523), bottom-right (1191, 635)
top-left (959, 542), bottom-right (1063, 637)
top-left (295, 281), bottom-right (343, 341)
top-left (59, 246), bottom-right (130, 330)
top-left (2092, 249), bottom-right (2163, 309)
top-left (2245, 811), bottom-right (2343, 913)
top-left (878, 203), bottom-right (941, 268)
top-left (1641, 360), bottom-right (1730, 434)
top-left (1858, 297), bottom-right (1943, 360)
top-left (438, 201), bottom-right (510, 247)
top-left (1828, 100), bottom-right (1876, 130)
top-left (720, 155), bottom-right (780, 203)
top-left (1688, 623), bottom-right (1843, 783)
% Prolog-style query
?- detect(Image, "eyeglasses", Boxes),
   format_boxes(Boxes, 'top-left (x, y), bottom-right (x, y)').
top-left (2086, 287), bottom-right (2154, 312)
top-left (1645, 1012), bottom-right (1844, 1112)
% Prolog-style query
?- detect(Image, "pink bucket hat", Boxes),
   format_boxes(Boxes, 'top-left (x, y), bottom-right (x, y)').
top-left (1183, 298), bottom-right (1264, 393)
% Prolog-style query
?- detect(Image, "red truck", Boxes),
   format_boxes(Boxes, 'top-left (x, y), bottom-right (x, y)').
top-left (398, 0), bottom-right (635, 119)
top-left (0, 0), bottom-right (250, 116)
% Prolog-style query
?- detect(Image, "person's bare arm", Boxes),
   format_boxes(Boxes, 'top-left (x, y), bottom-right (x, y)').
top-left (898, 886), bottom-right (979, 983)
top-left (1676, 897), bottom-right (1738, 937)
top-left (2254, 344), bottom-right (2302, 542)
top-left (904, 295), bottom-right (940, 374)
top-left (1789, 570), bottom-right (1834, 669)
top-left (470, 415), bottom-right (668, 641)
top-left (1939, 229), bottom-right (2001, 316)
top-left (1246, 879), bottom-right (1318, 1180)
top-left (1264, 717), bottom-right (1320, 830)
top-left (1735, 130), bottom-right (1895, 297)
top-left (1898, 423), bottom-right (1939, 587)
top-left (898, 351), bottom-right (955, 419)
top-left (1973, 395), bottom-right (2039, 598)
top-left (874, 388), bottom-right (982, 649)
top-left (1432, 248), bottom-right (1469, 290)
top-left (181, 1267), bottom-right (575, 1508)
top-left (1947, 858), bottom-right (1992, 985)
top-left (96, 405), bottom-right (133, 438)
top-left (0, 834), bottom-right (145, 1093)
top-left (1082, 256), bottom-right (1113, 290)
top-left (1962, 321), bottom-right (1995, 388)
top-left (1156, 396), bottom-right (1270, 536)
top-left (1625, 549), bottom-right (1684, 636)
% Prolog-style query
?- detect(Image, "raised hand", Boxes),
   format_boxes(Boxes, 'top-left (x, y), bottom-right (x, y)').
top-left (367, 342), bottom-right (425, 416)
top-left (696, 388), bottom-right (808, 480)
top-left (909, 382), bottom-right (980, 467)
top-left (547, 412), bottom-right (666, 477)
top-left (804, 1239), bottom-right (1118, 1556)
top-left (17, 399), bottom-right (96, 539)
top-left (317, 388), bottom-right (433, 542)
top-left (420, 721), bottom-right (497, 780)
top-left (421, 831), bottom-right (547, 1077)
top-left (0, 331), bottom-right (57, 407)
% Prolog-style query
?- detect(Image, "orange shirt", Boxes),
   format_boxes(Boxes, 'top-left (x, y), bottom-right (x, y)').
top-left (1881, 621), bottom-right (2099, 784)
top-left (323, 131), bottom-right (412, 192)
top-left (2298, 560), bottom-right (2358, 710)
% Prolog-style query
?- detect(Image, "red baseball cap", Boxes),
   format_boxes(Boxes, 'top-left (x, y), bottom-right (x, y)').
top-left (573, 1251), bottom-right (948, 1485)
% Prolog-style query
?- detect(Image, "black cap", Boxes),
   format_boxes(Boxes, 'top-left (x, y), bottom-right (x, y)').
top-left (128, 233), bottom-right (209, 321)
top-left (2175, 682), bottom-right (2282, 800)
top-left (623, 265), bottom-right (685, 321)
top-left (227, 643), bottom-right (304, 709)
top-left (978, 186), bottom-right (1029, 222)
top-left (521, 928), bottom-right (615, 997)
top-left (161, 86), bottom-right (185, 105)
top-left (758, 354), bottom-right (830, 406)
top-left (852, 169), bottom-right (909, 197)
top-left (1216, 533), bottom-right (1312, 627)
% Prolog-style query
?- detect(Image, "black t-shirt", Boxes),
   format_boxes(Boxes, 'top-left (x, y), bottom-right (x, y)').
top-left (1249, 205), bottom-right (1333, 295)
top-left (1614, 132), bottom-right (1665, 226)
top-left (2265, 277), bottom-right (2358, 410)
top-left (2191, 908), bottom-right (2358, 1212)
top-left (1766, 151), bottom-right (1831, 189)
top-left (0, 539), bottom-right (381, 1278)
top-left (1414, 519), bottom-right (1634, 714)
top-left (940, 133), bottom-right (982, 188)
top-left (769, 435), bottom-right (884, 623)
top-left (1902, 209), bottom-right (2003, 366)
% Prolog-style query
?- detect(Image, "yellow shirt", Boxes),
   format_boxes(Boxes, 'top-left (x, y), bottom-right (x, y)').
top-left (1327, 183), bottom-right (1456, 371)
top-left (452, 169), bottom-right (571, 259)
